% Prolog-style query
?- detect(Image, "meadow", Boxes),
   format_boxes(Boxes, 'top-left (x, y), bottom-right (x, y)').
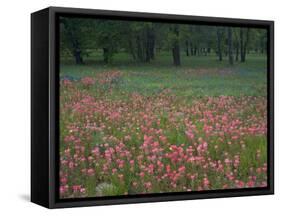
top-left (59, 52), bottom-right (268, 198)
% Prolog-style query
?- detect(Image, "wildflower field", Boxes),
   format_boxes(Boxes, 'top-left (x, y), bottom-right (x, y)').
top-left (59, 54), bottom-right (268, 198)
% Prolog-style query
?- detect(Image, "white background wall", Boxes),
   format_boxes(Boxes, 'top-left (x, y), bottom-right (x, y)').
top-left (0, 0), bottom-right (279, 214)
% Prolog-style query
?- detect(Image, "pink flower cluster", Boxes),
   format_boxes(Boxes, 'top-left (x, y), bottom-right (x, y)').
top-left (81, 76), bottom-right (95, 87)
top-left (59, 75), bottom-right (268, 198)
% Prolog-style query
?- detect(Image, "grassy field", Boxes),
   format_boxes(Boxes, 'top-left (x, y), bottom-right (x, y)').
top-left (59, 53), bottom-right (268, 198)
top-left (60, 52), bottom-right (267, 97)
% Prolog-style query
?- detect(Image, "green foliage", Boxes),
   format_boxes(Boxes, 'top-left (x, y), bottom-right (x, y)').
top-left (59, 17), bottom-right (267, 65)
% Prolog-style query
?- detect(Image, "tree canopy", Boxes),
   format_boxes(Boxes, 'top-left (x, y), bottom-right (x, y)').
top-left (60, 17), bottom-right (267, 66)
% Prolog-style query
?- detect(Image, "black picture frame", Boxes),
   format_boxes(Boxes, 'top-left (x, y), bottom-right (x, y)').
top-left (31, 6), bottom-right (274, 209)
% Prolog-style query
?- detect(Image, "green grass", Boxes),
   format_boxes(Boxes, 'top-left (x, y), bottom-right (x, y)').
top-left (60, 51), bottom-right (267, 98)
top-left (59, 52), bottom-right (268, 197)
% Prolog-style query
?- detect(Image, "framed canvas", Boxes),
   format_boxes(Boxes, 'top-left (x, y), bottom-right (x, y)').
top-left (31, 6), bottom-right (274, 208)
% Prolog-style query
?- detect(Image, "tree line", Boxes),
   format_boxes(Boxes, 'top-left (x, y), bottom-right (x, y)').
top-left (60, 17), bottom-right (267, 66)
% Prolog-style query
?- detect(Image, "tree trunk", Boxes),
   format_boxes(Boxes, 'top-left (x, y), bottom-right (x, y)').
top-left (240, 28), bottom-right (244, 62)
top-left (243, 29), bottom-right (250, 61)
top-left (217, 28), bottom-right (223, 61)
top-left (63, 20), bottom-right (84, 65)
top-left (136, 35), bottom-right (144, 62)
top-left (228, 27), bottom-right (234, 65)
top-left (145, 31), bottom-right (151, 63)
top-left (173, 46), bottom-right (180, 66)
top-left (149, 29), bottom-right (155, 60)
top-left (194, 46), bottom-right (198, 56)
top-left (240, 28), bottom-right (249, 62)
top-left (171, 25), bottom-right (181, 66)
top-left (73, 49), bottom-right (83, 64)
top-left (186, 40), bottom-right (189, 56)
top-left (70, 37), bottom-right (83, 64)
top-left (145, 27), bottom-right (155, 62)
top-left (103, 48), bottom-right (109, 63)
top-left (235, 44), bottom-right (239, 61)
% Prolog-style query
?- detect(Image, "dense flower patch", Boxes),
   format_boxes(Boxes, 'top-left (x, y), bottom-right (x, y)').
top-left (59, 72), bottom-right (267, 198)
